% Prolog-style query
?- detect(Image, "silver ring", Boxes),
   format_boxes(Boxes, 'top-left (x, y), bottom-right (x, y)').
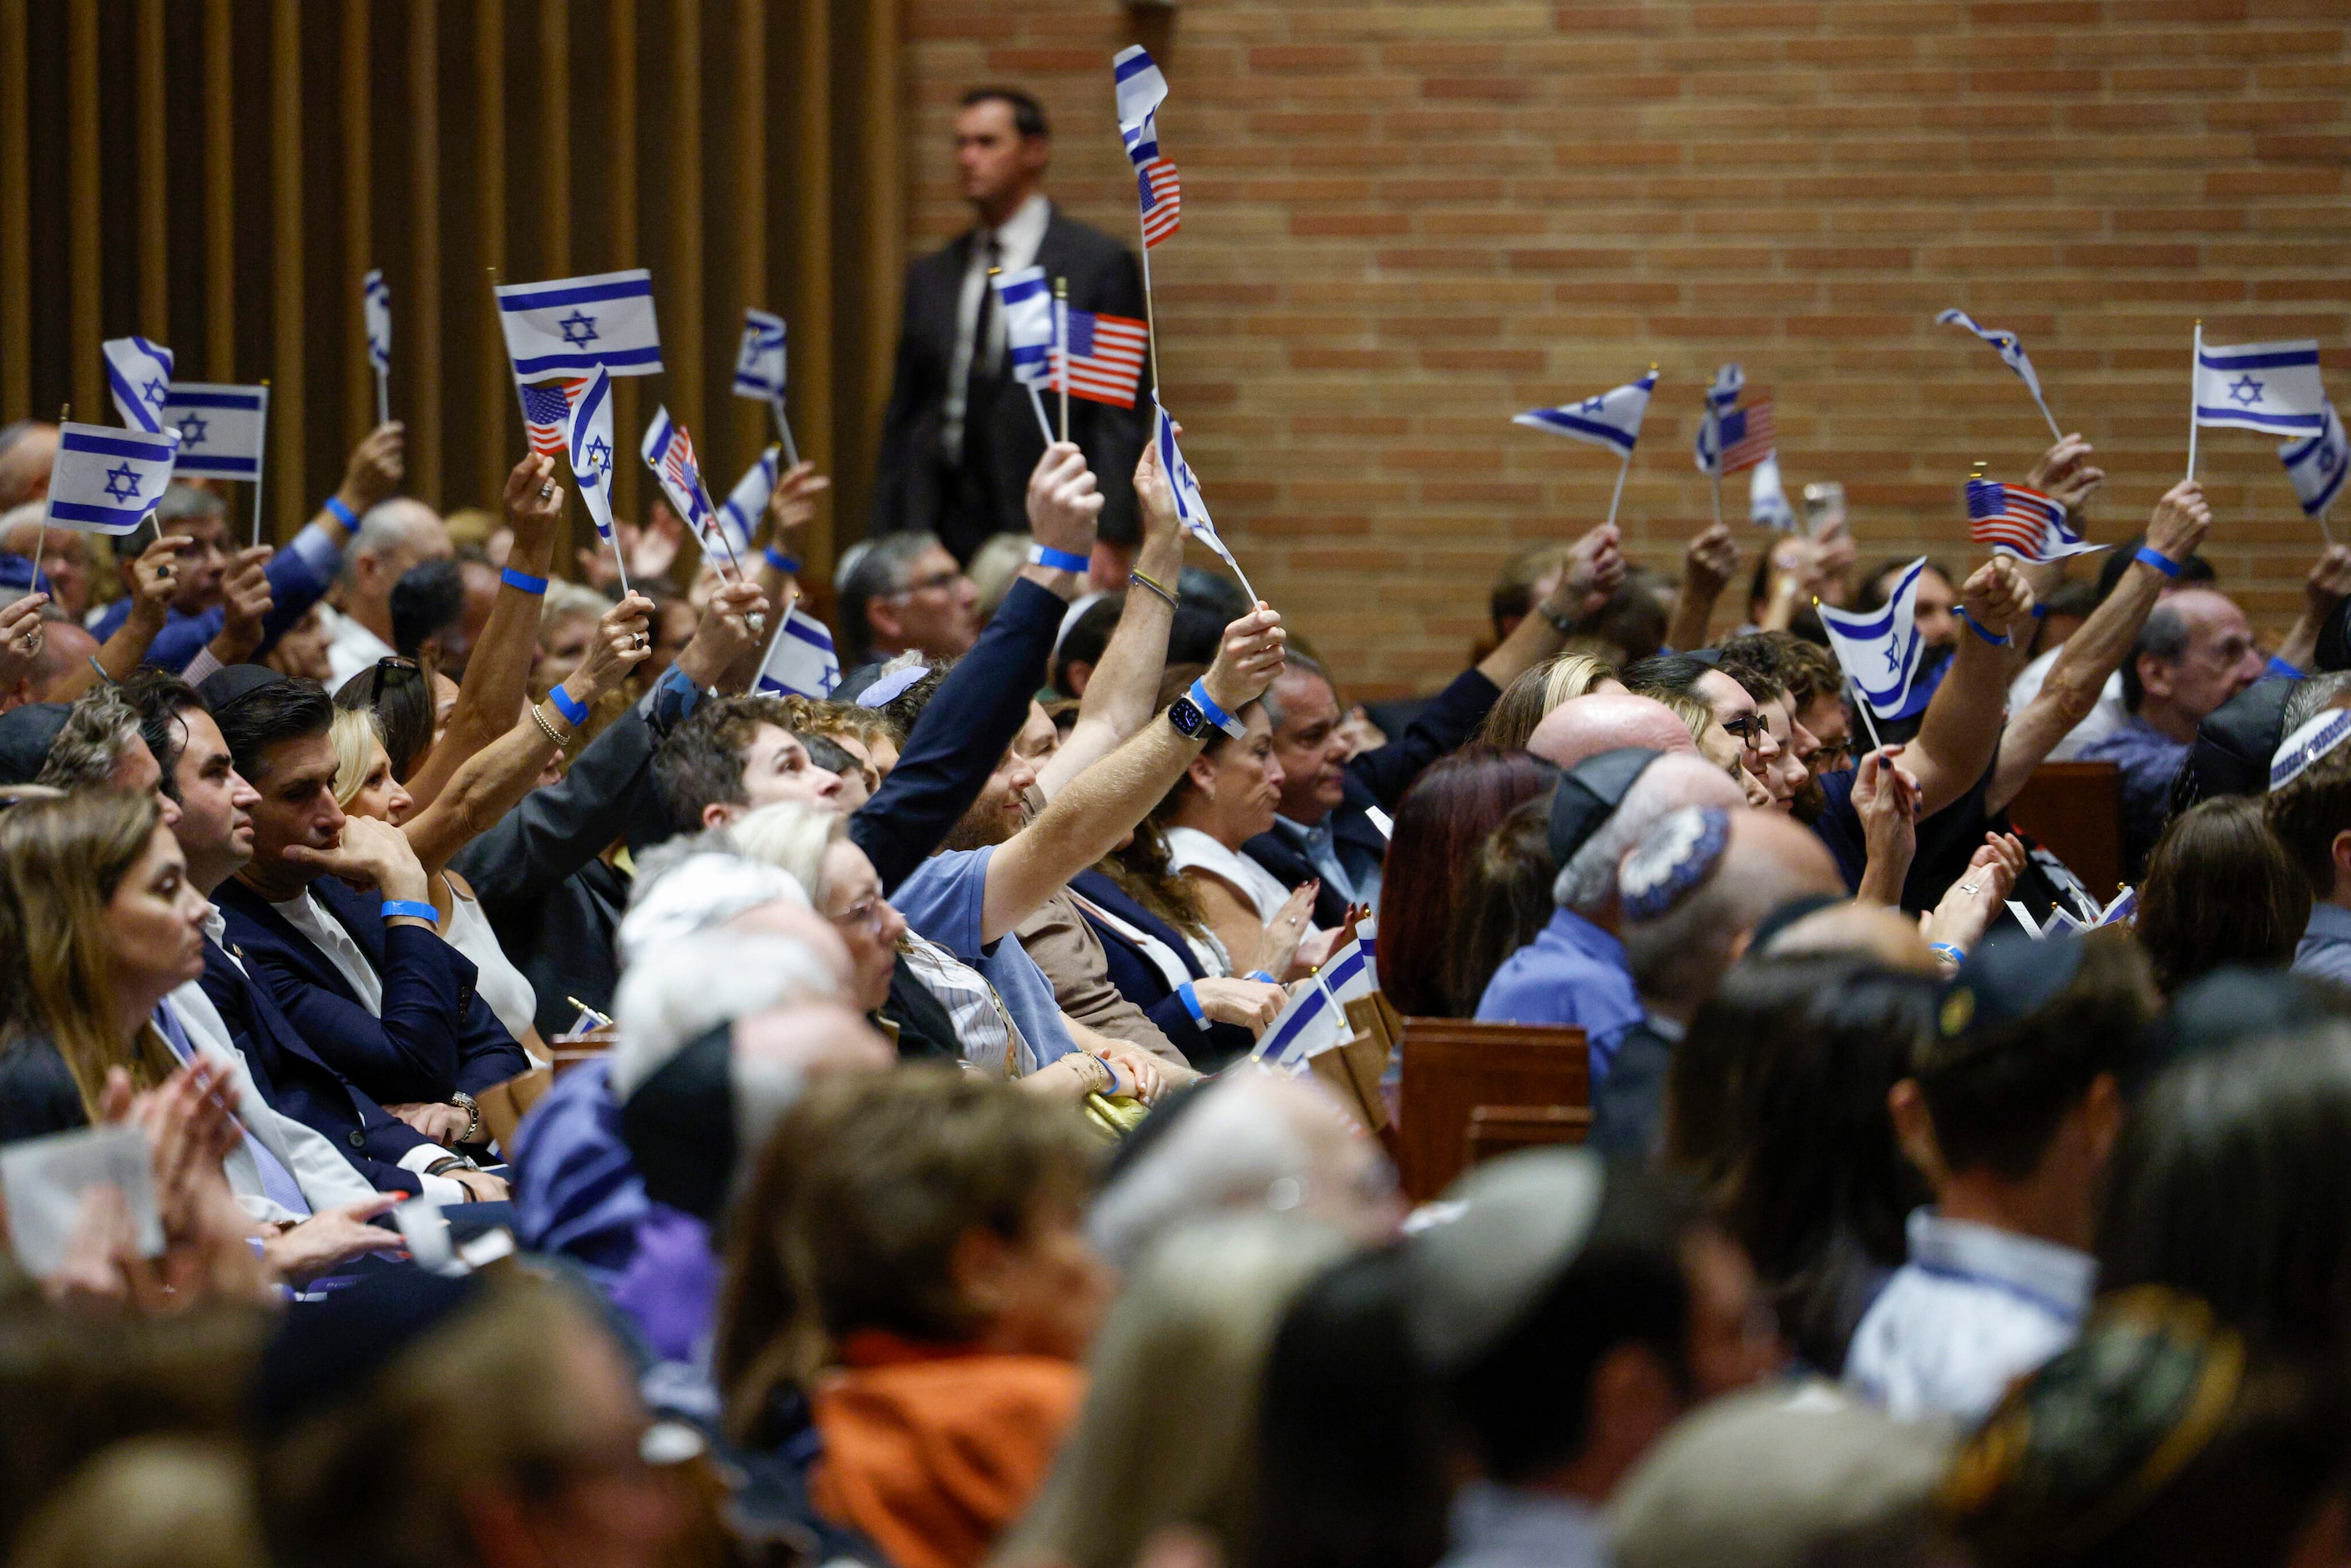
top-left (538, 481), bottom-right (555, 500)
top-left (1960, 883), bottom-right (1980, 895)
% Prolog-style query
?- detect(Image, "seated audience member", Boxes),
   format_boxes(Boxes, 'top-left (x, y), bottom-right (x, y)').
top-left (127, 671), bottom-right (503, 1206)
top-left (1715, 630), bottom-right (1851, 781)
top-left (265, 602), bottom-right (336, 685)
top-left (1001, 1213), bottom-right (1356, 1568)
top-left (1400, 1151), bottom-right (1778, 1568)
top-left (204, 669), bottom-right (532, 1122)
top-left (321, 492), bottom-right (455, 687)
top-left (8, 1433), bottom-right (265, 1568)
top-left (834, 531), bottom-right (981, 700)
top-left (1665, 955), bottom-right (1939, 1376)
top-left (1050, 592), bottom-right (1123, 699)
top-left (967, 531), bottom-right (1035, 624)
top-left (2009, 523), bottom-right (2218, 765)
top-left (2263, 710), bottom-right (2351, 989)
top-left (387, 558), bottom-right (472, 673)
top-left (252, 1271), bottom-right (693, 1568)
top-left (1594, 806), bottom-right (1846, 1159)
top-left (1845, 929), bottom-right (2157, 1423)
top-left (18, 686), bottom-right (178, 811)
top-left (2080, 585), bottom-right (2268, 875)
top-left (1084, 1070), bottom-right (1403, 1272)
top-left (717, 1069), bottom-right (1110, 1568)
top-left (0, 499), bottom-right (93, 619)
top-left (532, 579), bottom-right (616, 699)
top-left (1521, 691), bottom-right (1697, 772)
top-left (1248, 525), bottom-right (1625, 928)
top-left (1443, 792), bottom-right (1562, 1017)
top-left (0, 602), bottom-right (99, 709)
top-left (1474, 652), bottom-right (1625, 753)
top-left (1376, 748), bottom-right (1558, 1018)
top-left (1625, 651), bottom-right (1806, 812)
top-left (2134, 795), bottom-right (2310, 996)
top-left (0, 791), bottom-right (409, 1282)
top-left (1651, 686), bottom-right (1775, 808)
top-left (1857, 556), bottom-right (1962, 655)
top-left (1474, 751), bottom-right (1747, 1078)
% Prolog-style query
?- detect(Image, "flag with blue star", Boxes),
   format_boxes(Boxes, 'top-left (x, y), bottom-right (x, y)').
top-left (564, 366), bottom-right (619, 541)
top-left (2195, 336), bottom-right (2325, 438)
top-left (1513, 370), bottom-right (1656, 455)
top-left (755, 606), bottom-right (842, 701)
top-left (731, 309), bottom-right (787, 403)
top-left (495, 267), bottom-right (665, 382)
top-left (102, 336), bottom-right (175, 433)
top-left (2282, 401), bottom-right (2349, 521)
top-left (43, 421), bottom-right (181, 536)
top-left (158, 384), bottom-right (267, 479)
top-left (1818, 557), bottom-right (1934, 721)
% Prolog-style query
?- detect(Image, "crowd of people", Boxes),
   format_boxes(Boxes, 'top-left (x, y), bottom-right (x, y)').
top-left (3, 81), bottom-right (2351, 1568)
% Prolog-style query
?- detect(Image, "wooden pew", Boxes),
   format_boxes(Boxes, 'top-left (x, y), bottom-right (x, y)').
top-left (1396, 1018), bottom-right (1590, 1201)
top-left (2005, 761), bottom-right (2125, 903)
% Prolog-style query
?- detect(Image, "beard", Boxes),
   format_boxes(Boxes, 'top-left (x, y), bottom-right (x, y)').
top-left (943, 794), bottom-right (1019, 853)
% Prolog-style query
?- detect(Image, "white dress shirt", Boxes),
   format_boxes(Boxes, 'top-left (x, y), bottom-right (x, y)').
top-left (942, 192), bottom-right (1054, 455)
top-left (1438, 1481), bottom-right (1605, 1568)
top-left (1165, 826), bottom-right (1306, 926)
top-left (321, 603), bottom-right (398, 690)
top-left (272, 888), bottom-right (384, 1013)
top-left (2008, 646), bottom-right (2127, 762)
top-left (165, 984), bottom-right (381, 1220)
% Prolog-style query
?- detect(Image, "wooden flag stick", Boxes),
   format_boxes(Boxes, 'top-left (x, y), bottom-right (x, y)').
top-left (771, 399), bottom-right (801, 468)
top-left (251, 379), bottom-right (270, 547)
top-left (1604, 445), bottom-right (1633, 529)
top-left (1054, 276), bottom-right (1070, 444)
top-left (2187, 319), bottom-right (2202, 482)
top-left (1710, 468), bottom-right (1722, 529)
top-left (374, 363), bottom-right (390, 427)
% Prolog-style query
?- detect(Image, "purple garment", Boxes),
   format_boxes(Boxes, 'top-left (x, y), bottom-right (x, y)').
top-left (609, 1203), bottom-right (721, 1364)
top-left (508, 1060), bottom-right (649, 1287)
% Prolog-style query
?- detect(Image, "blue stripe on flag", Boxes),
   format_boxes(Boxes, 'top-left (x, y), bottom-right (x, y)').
top-left (1518, 408), bottom-right (1635, 450)
top-left (2199, 346), bottom-right (2322, 371)
top-left (784, 617), bottom-right (832, 651)
top-left (1324, 947), bottom-right (1364, 992)
top-left (2197, 405), bottom-right (2323, 431)
top-left (512, 344), bottom-right (665, 377)
top-left (172, 456), bottom-right (259, 477)
top-left (48, 499), bottom-right (154, 525)
top-left (163, 390), bottom-right (264, 411)
top-left (61, 431), bottom-right (178, 460)
top-left (1115, 53), bottom-right (1154, 83)
top-left (498, 276), bottom-right (655, 311)
top-left (105, 365), bottom-right (164, 432)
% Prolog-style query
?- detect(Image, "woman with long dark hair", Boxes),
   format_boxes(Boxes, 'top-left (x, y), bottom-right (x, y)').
top-left (1377, 749), bottom-right (1557, 1018)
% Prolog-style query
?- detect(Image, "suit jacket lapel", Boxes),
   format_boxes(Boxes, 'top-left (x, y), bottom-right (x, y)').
top-left (219, 883), bottom-right (365, 1012)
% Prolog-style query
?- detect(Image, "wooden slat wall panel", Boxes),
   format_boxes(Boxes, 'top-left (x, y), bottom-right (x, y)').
top-left (0, 0), bottom-right (903, 566)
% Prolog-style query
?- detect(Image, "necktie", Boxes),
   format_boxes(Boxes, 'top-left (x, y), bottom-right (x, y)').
top-left (960, 235), bottom-right (1003, 462)
top-left (154, 1004), bottom-right (312, 1218)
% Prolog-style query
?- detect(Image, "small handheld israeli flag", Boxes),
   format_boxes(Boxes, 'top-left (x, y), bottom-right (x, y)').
top-left (1114, 43), bottom-right (1168, 130)
top-left (754, 606), bottom-right (842, 700)
top-left (1937, 309), bottom-right (2058, 434)
top-left (1151, 395), bottom-right (1255, 602)
top-left (102, 337), bottom-right (175, 433)
top-left (993, 266), bottom-right (1055, 388)
top-left (1514, 371), bottom-right (1656, 454)
top-left (731, 309), bottom-right (787, 402)
top-left (1320, 935), bottom-right (1377, 1004)
top-left (497, 268), bottom-right (664, 382)
top-left (44, 422), bottom-right (181, 535)
top-left (2195, 337), bottom-right (2325, 437)
top-left (2281, 402), bottom-right (2348, 519)
top-left (640, 407), bottom-right (733, 566)
top-left (362, 271), bottom-right (392, 372)
top-left (1255, 979), bottom-right (1347, 1075)
top-left (158, 385), bottom-right (268, 480)
top-left (717, 446), bottom-right (782, 562)
top-left (1749, 453), bottom-right (1797, 532)
top-left (1818, 558), bottom-right (1933, 721)
top-left (564, 366), bottom-right (619, 541)
top-left (1693, 362), bottom-right (1743, 475)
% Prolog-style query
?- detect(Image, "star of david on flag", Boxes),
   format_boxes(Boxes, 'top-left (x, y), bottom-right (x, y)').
top-left (756, 606), bottom-right (842, 701)
top-left (1514, 371), bottom-right (1656, 455)
top-left (158, 384), bottom-right (268, 480)
top-left (495, 268), bottom-right (664, 382)
top-left (2194, 337), bottom-right (2325, 437)
top-left (1152, 395), bottom-right (1253, 602)
top-left (1818, 557), bottom-right (1934, 721)
top-left (44, 422), bottom-right (180, 536)
top-left (2281, 401), bottom-right (2349, 519)
top-left (731, 309), bottom-right (788, 403)
top-left (564, 366), bottom-right (619, 541)
top-left (102, 337), bottom-right (175, 433)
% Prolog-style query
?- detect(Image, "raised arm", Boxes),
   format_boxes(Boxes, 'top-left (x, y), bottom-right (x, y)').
top-left (1037, 440), bottom-right (1177, 797)
top-left (53, 534), bottom-right (185, 700)
top-left (1988, 480), bottom-right (2209, 813)
top-left (751, 459), bottom-right (829, 624)
top-left (1477, 521), bottom-right (1626, 693)
top-left (2274, 544), bottom-right (2351, 677)
top-left (980, 608), bottom-right (1287, 945)
top-left (1905, 554), bottom-right (2035, 817)
top-left (1667, 522), bottom-right (1739, 654)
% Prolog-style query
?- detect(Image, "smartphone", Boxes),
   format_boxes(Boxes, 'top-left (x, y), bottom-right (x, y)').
top-left (1802, 482), bottom-right (1846, 539)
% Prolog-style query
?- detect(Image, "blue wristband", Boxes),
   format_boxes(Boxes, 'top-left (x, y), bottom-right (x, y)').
top-left (548, 685), bottom-right (589, 726)
top-left (2268, 655), bottom-right (2307, 680)
top-left (2030, 601), bottom-right (2050, 620)
top-left (1176, 982), bottom-right (1211, 1030)
top-left (381, 899), bottom-right (438, 926)
top-left (765, 546), bottom-right (801, 574)
top-left (1027, 543), bottom-right (1090, 574)
top-left (324, 495), bottom-right (358, 529)
top-left (1187, 677), bottom-right (1245, 740)
top-left (1929, 942), bottom-right (1965, 966)
top-left (1955, 606), bottom-right (2010, 648)
top-left (2134, 544), bottom-right (2182, 579)
top-left (500, 566), bottom-right (549, 594)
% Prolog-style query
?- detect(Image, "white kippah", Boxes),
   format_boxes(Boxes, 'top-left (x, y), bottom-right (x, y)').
top-left (615, 852), bottom-right (807, 970)
top-left (2271, 708), bottom-right (2351, 792)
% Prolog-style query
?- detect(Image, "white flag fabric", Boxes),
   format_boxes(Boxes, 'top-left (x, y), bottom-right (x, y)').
top-left (564, 366), bottom-right (619, 541)
top-left (755, 606), bottom-right (842, 700)
top-left (1819, 557), bottom-right (1934, 722)
top-left (2281, 402), bottom-right (2349, 519)
top-left (2195, 337), bottom-right (2326, 437)
top-left (732, 309), bottom-right (787, 402)
top-left (1513, 371), bottom-right (1656, 455)
top-left (1693, 362), bottom-right (1743, 475)
top-left (103, 337), bottom-right (175, 433)
top-left (640, 407), bottom-right (732, 564)
top-left (1151, 395), bottom-right (1251, 595)
top-left (44, 422), bottom-right (181, 536)
top-left (1749, 453), bottom-right (1797, 532)
top-left (717, 446), bottom-right (782, 561)
top-left (1320, 936), bottom-right (1377, 1004)
top-left (496, 269), bottom-right (664, 382)
top-left (1255, 980), bottom-right (1347, 1074)
top-left (158, 384), bottom-right (267, 480)
top-left (1113, 44), bottom-right (1169, 132)
top-left (993, 267), bottom-right (1055, 389)
top-left (363, 271), bottom-right (392, 373)
top-left (1936, 309), bottom-right (2050, 407)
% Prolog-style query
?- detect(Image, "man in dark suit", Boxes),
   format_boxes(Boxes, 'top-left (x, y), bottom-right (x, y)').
top-left (873, 86), bottom-right (1150, 564)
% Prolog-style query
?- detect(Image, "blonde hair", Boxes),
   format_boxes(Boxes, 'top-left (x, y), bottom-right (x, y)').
top-left (1479, 652), bottom-right (1620, 751)
top-left (12, 1437), bottom-right (265, 1568)
top-left (325, 706), bottom-right (383, 810)
top-left (729, 801), bottom-right (848, 903)
top-left (1653, 689), bottom-right (1719, 750)
top-left (0, 792), bottom-right (180, 1114)
top-left (538, 580), bottom-right (612, 634)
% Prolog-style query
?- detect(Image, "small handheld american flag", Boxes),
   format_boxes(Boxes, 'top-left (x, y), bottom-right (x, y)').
top-left (519, 378), bottom-right (586, 459)
top-left (1052, 309), bottom-right (1150, 409)
top-left (1715, 401), bottom-right (1776, 476)
top-left (1966, 478), bottom-right (2072, 561)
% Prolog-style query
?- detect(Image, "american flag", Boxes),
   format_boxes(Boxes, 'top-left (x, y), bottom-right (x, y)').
top-left (1053, 309), bottom-right (1150, 408)
top-left (519, 377), bottom-right (586, 458)
top-left (1715, 401), bottom-right (1775, 476)
top-left (1966, 478), bottom-right (2069, 559)
top-left (1137, 157), bottom-right (1181, 248)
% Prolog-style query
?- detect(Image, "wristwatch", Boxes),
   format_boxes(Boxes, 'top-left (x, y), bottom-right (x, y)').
top-left (451, 1090), bottom-right (482, 1145)
top-left (1542, 600), bottom-right (1582, 637)
top-left (1166, 693), bottom-right (1211, 739)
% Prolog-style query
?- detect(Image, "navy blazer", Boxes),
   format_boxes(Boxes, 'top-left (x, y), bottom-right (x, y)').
top-left (1245, 665), bottom-right (1503, 928)
top-left (1069, 870), bottom-right (1256, 1073)
top-left (198, 934), bottom-right (434, 1194)
top-left (215, 875), bottom-right (531, 1107)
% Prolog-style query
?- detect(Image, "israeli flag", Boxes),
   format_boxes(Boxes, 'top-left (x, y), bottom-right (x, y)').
top-left (1321, 936), bottom-right (1377, 1004)
top-left (157, 384), bottom-right (267, 480)
top-left (717, 445), bottom-right (782, 561)
top-left (1750, 453), bottom-right (1797, 532)
top-left (755, 606), bottom-right (842, 700)
top-left (44, 422), bottom-right (180, 536)
top-left (2281, 401), bottom-right (2348, 518)
top-left (1693, 362), bottom-right (1743, 475)
top-left (362, 271), bottom-right (392, 372)
top-left (993, 266), bottom-right (1055, 389)
top-left (103, 337), bottom-right (175, 433)
top-left (1152, 395), bottom-right (1252, 598)
top-left (1255, 979), bottom-right (1347, 1074)
top-left (564, 366), bottom-right (619, 541)
top-left (496, 268), bottom-right (664, 382)
top-left (1937, 309), bottom-right (2049, 405)
top-left (1113, 44), bottom-right (1169, 132)
top-left (1513, 371), bottom-right (1656, 455)
top-left (1819, 557), bottom-right (1933, 721)
top-left (732, 309), bottom-right (787, 402)
top-left (2196, 337), bottom-right (2325, 437)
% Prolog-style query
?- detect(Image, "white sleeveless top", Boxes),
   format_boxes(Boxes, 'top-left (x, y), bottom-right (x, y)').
top-left (1163, 826), bottom-right (1297, 924)
top-left (441, 883), bottom-right (541, 1045)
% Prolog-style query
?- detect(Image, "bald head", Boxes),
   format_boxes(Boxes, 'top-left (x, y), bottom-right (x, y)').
top-left (1763, 899), bottom-right (1940, 974)
top-left (25, 620), bottom-right (98, 701)
top-left (0, 423), bottom-right (58, 511)
top-left (1528, 692), bottom-right (1699, 770)
top-left (1621, 807), bottom-right (1847, 1012)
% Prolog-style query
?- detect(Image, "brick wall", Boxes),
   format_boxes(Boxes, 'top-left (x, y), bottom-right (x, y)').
top-left (902, 0), bottom-right (2351, 697)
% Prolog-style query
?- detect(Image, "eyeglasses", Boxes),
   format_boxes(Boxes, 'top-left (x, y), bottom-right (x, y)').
top-left (1718, 714), bottom-right (1766, 754)
top-left (890, 569), bottom-right (964, 598)
top-left (828, 893), bottom-right (894, 936)
top-left (1807, 740), bottom-right (1853, 774)
top-left (367, 655), bottom-right (421, 706)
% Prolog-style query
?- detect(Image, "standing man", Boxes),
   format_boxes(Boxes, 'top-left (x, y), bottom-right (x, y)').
top-left (874, 87), bottom-right (1150, 565)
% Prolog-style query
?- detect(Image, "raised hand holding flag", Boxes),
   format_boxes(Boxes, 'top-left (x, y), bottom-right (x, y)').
top-left (1818, 557), bottom-right (1933, 729)
top-left (1966, 477), bottom-right (2101, 564)
top-left (102, 337), bottom-right (174, 433)
top-left (1514, 367), bottom-right (1656, 529)
top-left (1151, 395), bottom-right (1254, 604)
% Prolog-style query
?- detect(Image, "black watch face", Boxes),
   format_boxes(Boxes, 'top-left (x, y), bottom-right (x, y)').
top-left (1168, 696), bottom-right (1207, 737)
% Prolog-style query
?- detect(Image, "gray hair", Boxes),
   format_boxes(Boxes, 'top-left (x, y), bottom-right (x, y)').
top-left (2283, 670), bottom-right (2351, 735)
top-left (2121, 602), bottom-right (2193, 714)
top-left (538, 579), bottom-right (614, 631)
top-left (608, 929), bottom-right (840, 1100)
top-left (616, 840), bottom-right (811, 969)
top-left (729, 800), bottom-right (847, 903)
top-left (34, 688), bottom-right (144, 792)
top-left (1258, 654), bottom-right (1332, 732)
top-left (838, 531), bottom-right (948, 660)
top-left (340, 497), bottom-right (437, 577)
top-left (1555, 753), bottom-right (1748, 915)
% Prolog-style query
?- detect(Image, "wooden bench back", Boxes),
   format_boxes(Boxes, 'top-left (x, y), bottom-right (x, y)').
top-left (1396, 1017), bottom-right (1590, 1201)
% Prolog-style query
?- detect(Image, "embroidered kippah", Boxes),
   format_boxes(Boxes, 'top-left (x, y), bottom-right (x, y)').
top-left (855, 662), bottom-right (929, 709)
top-left (2271, 708), bottom-right (2351, 792)
top-left (1618, 806), bottom-right (1731, 923)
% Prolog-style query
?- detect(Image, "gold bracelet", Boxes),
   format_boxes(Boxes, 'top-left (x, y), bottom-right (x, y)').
top-left (528, 702), bottom-right (571, 748)
top-left (1075, 1053), bottom-right (1112, 1095)
top-left (1129, 567), bottom-right (1178, 609)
